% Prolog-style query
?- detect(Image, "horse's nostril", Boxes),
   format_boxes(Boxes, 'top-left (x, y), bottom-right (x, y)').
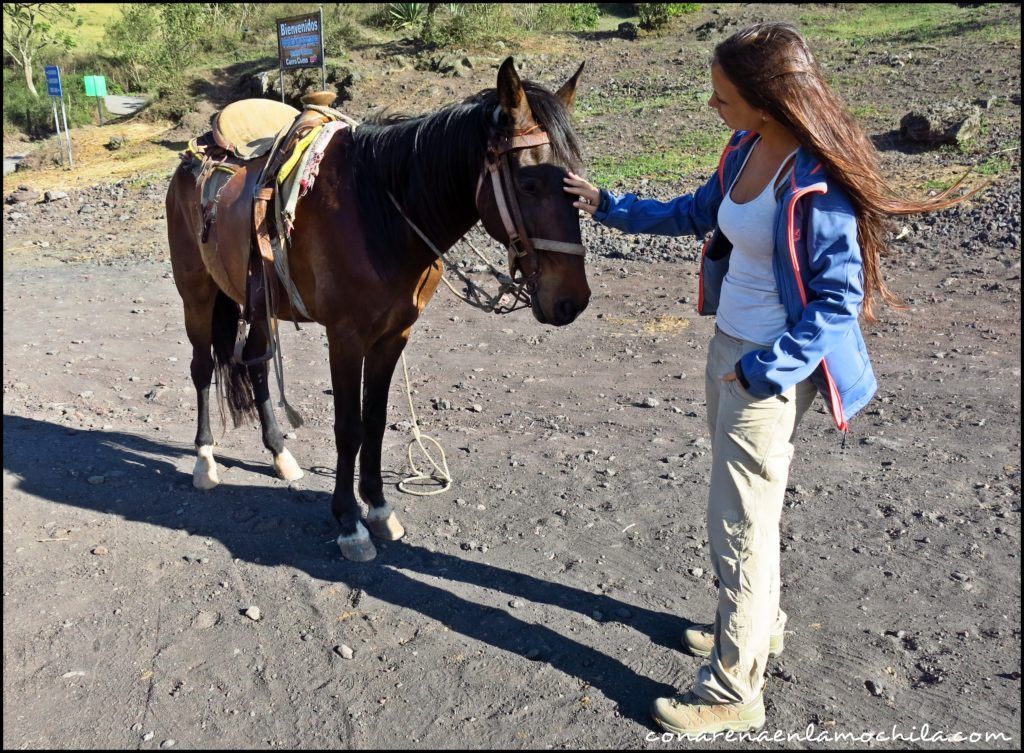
top-left (556, 299), bottom-right (578, 323)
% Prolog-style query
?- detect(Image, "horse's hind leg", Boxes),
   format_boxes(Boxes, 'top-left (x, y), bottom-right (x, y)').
top-left (244, 325), bottom-right (303, 482)
top-left (169, 169), bottom-right (223, 490)
top-left (359, 331), bottom-right (410, 541)
top-left (178, 276), bottom-right (221, 489)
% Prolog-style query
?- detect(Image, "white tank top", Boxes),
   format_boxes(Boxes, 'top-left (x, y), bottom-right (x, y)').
top-left (715, 139), bottom-right (798, 346)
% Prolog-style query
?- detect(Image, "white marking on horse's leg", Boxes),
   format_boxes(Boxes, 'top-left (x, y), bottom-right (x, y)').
top-left (337, 521), bottom-right (377, 562)
top-left (273, 448), bottom-right (304, 482)
top-left (365, 504), bottom-right (405, 541)
top-left (193, 445), bottom-right (220, 490)
top-left (365, 503), bottom-right (392, 521)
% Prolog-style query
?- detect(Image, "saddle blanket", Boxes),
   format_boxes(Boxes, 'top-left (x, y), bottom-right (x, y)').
top-left (277, 119), bottom-right (351, 240)
top-left (270, 120), bottom-right (352, 319)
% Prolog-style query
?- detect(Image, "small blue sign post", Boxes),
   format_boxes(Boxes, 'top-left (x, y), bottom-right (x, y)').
top-left (44, 65), bottom-right (73, 167)
top-left (45, 64), bottom-right (62, 97)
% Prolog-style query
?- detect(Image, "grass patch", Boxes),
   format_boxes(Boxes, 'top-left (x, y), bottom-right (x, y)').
top-left (848, 103), bottom-right (883, 120)
top-left (910, 150), bottom-right (1016, 194)
top-left (588, 128), bottom-right (726, 187)
top-left (921, 178), bottom-right (950, 192)
top-left (974, 153), bottom-right (1015, 177)
top-left (576, 84), bottom-right (709, 122)
top-left (577, 92), bottom-right (681, 119)
top-left (593, 3), bottom-right (639, 31)
top-left (64, 3), bottom-right (122, 52)
top-left (799, 3), bottom-right (1019, 47)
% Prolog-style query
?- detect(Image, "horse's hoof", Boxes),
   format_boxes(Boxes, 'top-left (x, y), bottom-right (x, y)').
top-left (193, 446), bottom-right (220, 490)
top-left (337, 522), bottom-right (377, 562)
top-left (366, 510), bottom-right (405, 541)
top-left (273, 448), bottom-right (304, 482)
top-left (193, 471), bottom-right (220, 490)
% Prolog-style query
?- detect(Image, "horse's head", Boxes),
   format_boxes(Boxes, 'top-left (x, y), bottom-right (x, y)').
top-left (476, 58), bottom-right (591, 326)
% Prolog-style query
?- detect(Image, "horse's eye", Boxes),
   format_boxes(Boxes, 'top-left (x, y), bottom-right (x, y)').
top-left (519, 180), bottom-right (541, 195)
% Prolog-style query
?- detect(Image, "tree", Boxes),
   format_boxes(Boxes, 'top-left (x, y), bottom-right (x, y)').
top-left (103, 3), bottom-right (207, 92)
top-left (2, 2), bottom-right (80, 97)
top-left (102, 4), bottom-right (161, 92)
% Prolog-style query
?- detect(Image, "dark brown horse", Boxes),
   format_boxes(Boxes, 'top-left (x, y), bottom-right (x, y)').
top-left (166, 58), bottom-right (591, 561)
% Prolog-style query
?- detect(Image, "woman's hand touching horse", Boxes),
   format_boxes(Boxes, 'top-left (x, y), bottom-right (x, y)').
top-left (564, 171), bottom-right (600, 215)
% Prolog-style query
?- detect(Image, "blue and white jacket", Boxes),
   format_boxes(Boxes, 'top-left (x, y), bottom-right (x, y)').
top-left (593, 130), bottom-right (877, 431)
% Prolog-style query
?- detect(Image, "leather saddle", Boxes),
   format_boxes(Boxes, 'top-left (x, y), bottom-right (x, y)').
top-left (182, 91), bottom-right (349, 366)
top-left (211, 99), bottom-right (300, 160)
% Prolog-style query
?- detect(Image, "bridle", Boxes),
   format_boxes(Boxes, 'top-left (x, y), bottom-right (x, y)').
top-left (388, 106), bottom-right (587, 314)
top-left (475, 112), bottom-right (587, 299)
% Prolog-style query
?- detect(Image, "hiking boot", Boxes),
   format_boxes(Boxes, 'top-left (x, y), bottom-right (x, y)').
top-left (682, 623), bottom-right (784, 658)
top-left (651, 690), bottom-right (765, 736)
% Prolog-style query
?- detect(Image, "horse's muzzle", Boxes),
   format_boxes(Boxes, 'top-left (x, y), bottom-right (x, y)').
top-left (531, 295), bottom-right (548, 325)
top-left (554, 297), bottom-right (581, 325)
top-left (536, 296), bottom-right (585, 327)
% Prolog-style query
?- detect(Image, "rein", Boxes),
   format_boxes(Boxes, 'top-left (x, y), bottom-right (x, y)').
top-left (387, 190), bottom-right (531, 314)
top-left (389, 116), bottom-right (586, 315)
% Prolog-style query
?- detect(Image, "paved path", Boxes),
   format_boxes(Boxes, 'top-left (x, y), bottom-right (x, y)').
top-left (3, 156), bottom-right (25, 177)
top-left (103, 95), bottom-right (149, 116)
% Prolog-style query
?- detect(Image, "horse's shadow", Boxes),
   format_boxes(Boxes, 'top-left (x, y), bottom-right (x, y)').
top-left (3, 414), bottom-right (700, 726)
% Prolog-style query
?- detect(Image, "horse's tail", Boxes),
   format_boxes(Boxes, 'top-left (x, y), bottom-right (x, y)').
top-left (211, 289), bottom-right (257, 429)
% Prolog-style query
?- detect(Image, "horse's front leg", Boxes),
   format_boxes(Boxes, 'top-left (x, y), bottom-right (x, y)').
top-left (326, 325), bottom-right (376, 561)
top-left (359, 330), bottom-right (411, 542)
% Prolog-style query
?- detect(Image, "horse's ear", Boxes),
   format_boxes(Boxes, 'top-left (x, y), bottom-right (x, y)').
top-left (497, 56), bottom-right (534, 130)
top-left (555, 61), bottom-right (585, 112)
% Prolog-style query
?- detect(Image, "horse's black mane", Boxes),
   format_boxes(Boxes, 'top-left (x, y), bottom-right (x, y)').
top-left (349, 79), bottom-right (583, 276)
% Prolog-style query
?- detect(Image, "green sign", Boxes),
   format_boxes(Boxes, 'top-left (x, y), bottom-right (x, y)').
top-left (84, 75), bottom-right (107, 97)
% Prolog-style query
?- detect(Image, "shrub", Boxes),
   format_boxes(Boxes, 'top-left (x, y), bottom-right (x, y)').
top-left (421, 5), bottom-right (515, 47)
top-left (531, 4), bottom-right (601, 32)
top-left (423, 12), bottom-right (473, 47)
top-left (102, 4), bottom-right (163, 91)
top-left (570, 3), bottom-right (602, 30)
top-left (637, 4), bottom-right (671, 30)
top-left (324, 19), bottom-right (368, 55)
top-left (387, 3), bottom-right (602, 47)
top-left (669, 3), bottom-right (701, 16)
top-left (140, 77), bottom-right (198, 123)
top-left (102, 3), bottom-right (207, 92)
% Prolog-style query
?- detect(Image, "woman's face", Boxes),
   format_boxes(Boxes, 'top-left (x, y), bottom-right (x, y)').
top-left (708, 63), bottom-right (763, 132)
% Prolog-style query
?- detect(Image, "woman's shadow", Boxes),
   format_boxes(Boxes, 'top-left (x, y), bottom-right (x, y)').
top-left (3, 414), bottom-right (707, 726)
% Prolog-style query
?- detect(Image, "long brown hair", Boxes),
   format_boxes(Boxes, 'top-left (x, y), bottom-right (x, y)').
top-left (714, 22), bottom-right (977, 322)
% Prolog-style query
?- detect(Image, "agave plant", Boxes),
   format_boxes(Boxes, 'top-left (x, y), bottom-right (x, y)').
top-left (386, 2), bottom-right (427, 29)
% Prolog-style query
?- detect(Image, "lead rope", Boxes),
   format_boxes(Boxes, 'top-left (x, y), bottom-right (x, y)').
top-left (397, 351), bottom-right (452, 495)
top-left (385, 190), bottom-right (537, 496)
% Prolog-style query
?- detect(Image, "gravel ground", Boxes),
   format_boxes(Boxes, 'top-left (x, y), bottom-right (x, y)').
top-left (3, 4), bottom-right (1020, 749)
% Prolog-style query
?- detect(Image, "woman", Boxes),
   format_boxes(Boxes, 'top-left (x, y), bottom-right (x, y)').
top-left (564, 22), bottom-right (973, 736)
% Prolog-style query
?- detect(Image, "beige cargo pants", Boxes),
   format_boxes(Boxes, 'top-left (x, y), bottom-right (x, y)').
top-left (692, 327), bottom-right (817, 705)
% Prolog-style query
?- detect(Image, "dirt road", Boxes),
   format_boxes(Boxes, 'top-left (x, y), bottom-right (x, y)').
top-left (3, 3), bottom-right (1020, 748)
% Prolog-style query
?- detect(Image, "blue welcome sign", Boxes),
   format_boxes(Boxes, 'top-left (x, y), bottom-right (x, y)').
top-left (277, 12), bottom-right (324, 70)
top-left (45, 65), bottom-right (62, 97)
